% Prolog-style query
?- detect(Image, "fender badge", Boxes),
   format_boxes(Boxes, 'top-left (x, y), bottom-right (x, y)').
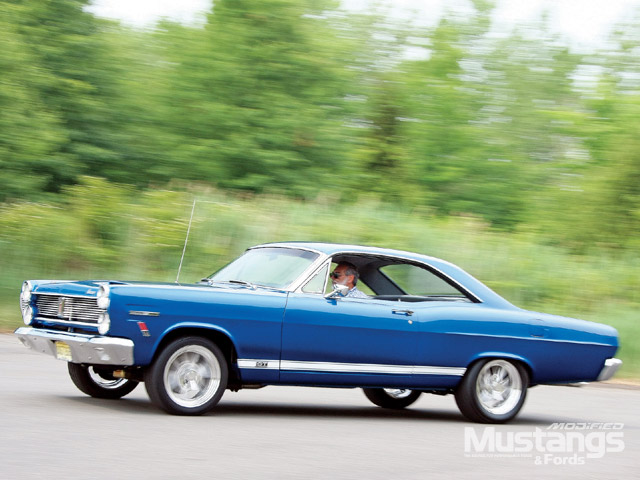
top-left (137, 321), bottom-right (151, 337)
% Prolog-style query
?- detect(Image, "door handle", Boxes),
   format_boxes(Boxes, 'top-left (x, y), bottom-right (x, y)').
top-left (392, 309), bottom-right (414, 316)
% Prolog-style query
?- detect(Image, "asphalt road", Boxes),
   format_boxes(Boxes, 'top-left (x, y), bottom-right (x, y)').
top-left (1, 333), bottom-right (638, 479)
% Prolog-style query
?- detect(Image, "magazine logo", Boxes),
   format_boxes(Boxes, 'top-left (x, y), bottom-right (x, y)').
top-left (464, 423), bottom-right (624, 464)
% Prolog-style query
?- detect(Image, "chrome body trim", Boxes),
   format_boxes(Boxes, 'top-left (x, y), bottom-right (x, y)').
top-left (33, 292), bottom-right (97, 298)
top-left (597, 358), bottom-right (622, 381)
top-left (237, 358), bottom-right (466, 376)
top-left (34, 317), bottom-right (98, 328)
top-left (129, 311), bottom-right (160, 317)
top-left (14, 327), bottom-right (134, 365)
top-left (412, 365), bottom-right (466, 376)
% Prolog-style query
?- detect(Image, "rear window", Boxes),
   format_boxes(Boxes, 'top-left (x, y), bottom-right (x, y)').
top-left (379, 264), bottom-right (464, 297)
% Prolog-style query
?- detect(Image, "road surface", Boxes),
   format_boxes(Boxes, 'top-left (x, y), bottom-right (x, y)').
top-left (1, 334), bottom-right (637, 479)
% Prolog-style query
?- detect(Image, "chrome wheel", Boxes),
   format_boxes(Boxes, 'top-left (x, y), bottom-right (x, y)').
top-left (145, 337), bottom-right (228, 415)
top-left (163, 345), bottom-right (222, 408)
top-left (363, 388), bottom-right (421, 409)
top-left (68, 363), bottom-right (138, 399)
top-left (383, 388), bottom-right (413, 399)
top-left (88, 367), bottom-right (129, 390)
top-left (455, 358), bottom-right (528, 423)
top-left (475, 360), bottom-right (522, 415)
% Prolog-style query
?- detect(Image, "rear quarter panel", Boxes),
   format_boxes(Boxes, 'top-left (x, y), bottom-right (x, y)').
top-left (413, 303), bottom-right (618, 384)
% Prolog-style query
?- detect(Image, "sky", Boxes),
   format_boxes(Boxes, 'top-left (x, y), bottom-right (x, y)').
top-left (87, 0), bottom-right (639, 52)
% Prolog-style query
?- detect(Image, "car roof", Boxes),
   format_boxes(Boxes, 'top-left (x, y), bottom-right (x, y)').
top-left (254, 241), bottom-right (452, 267)
top-left (252, 242), bottom-right (516, 309)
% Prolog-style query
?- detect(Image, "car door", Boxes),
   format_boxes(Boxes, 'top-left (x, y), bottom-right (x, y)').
top-left (374, 263), bottom-right (476, 388)
top-left (280, 292), bottom-right (420, 388)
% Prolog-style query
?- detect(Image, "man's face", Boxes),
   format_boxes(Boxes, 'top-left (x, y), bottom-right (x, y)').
top-left (330, 264), bottom-right (353, 290)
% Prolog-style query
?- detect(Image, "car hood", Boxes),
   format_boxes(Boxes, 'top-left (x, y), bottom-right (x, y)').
top-left (29, 279), bottom-right (282, 297)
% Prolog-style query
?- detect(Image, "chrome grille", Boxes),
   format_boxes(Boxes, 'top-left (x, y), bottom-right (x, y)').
top-left (35, 295), bottom-right (100, 325)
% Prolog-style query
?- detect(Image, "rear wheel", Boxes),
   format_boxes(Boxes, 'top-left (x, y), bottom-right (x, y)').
top-left (68, 363), bottom-right (138, 399)
top-left (144, 336), bottom-right (228, 415)
top-left (363, 388), bottom-right (422, 409)
top-left (455, 359), bottom-right (528, 423)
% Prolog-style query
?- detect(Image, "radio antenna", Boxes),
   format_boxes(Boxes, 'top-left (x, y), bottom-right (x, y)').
top-left (176, 199), bottom-right (196, 284)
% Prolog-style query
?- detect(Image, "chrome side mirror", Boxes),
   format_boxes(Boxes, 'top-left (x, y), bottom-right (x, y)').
top-left (325, 284), bottom-right (349, 299)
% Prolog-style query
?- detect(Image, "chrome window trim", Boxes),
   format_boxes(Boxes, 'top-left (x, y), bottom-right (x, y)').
top-left (285, 253), bottom-right (331, 293)
top-left (247, 245), bottom-right (326, 256)
top-left (294, 258), bottom-right (332, 294)
top-left (292, 250), bottom-right (483, 302)
top-left (238, 245), bottom-right (329, 292)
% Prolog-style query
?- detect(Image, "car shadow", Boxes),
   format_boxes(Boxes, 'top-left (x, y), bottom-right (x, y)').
top-left (62, 394), bottom-right (467, 421)
top-left (212, 401), bottom-right (467, 422)
top-left (60, 394), bottom-right (561, 425)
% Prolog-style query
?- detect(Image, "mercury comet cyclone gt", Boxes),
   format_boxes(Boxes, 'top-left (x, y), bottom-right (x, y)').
top-left (15, 242), bottom-right (621, 423)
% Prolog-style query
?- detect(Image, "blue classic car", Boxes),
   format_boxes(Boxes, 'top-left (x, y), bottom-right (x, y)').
top-left (15, 242), bottom-right (621, 422)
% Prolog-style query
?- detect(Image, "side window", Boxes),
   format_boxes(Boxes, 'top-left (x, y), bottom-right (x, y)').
top-left (325, 261), bottom-right (376, 296)
top-left (302, 264), bottom-right (329, 294)
top-left (380, 264), bottom-right (463, 297)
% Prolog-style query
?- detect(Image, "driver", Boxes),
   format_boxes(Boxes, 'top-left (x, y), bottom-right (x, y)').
top-left (330, 262), bottom-right (369, 298)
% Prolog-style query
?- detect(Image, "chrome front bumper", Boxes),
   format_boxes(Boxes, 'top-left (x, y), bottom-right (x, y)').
top-left (14, 327), bottom-right (134, 366)
top-left (597, 358), bottom-right (622, 381)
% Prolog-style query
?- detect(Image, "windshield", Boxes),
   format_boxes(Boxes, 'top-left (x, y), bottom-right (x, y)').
top-left (208, 247), bottom-right (319, 289)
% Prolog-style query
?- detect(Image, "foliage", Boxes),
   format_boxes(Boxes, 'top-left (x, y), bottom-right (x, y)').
top-left (0, 181), bottom-right (638, 375)
top-left (0, 2), bottom-right (638, 373)
top-left (0, 0), bottom-right (639, 248)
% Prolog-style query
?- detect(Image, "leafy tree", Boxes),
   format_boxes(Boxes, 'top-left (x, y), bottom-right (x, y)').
top-left (14, 0), bottom-right (125, 189)
top-left (151, 0), bottom-right (355, 197)
top-left (0, 1), bottom-right (67, 200)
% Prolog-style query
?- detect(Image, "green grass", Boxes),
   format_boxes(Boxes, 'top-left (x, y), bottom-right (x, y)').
top-left (1, 178), bottom-right (638, 377)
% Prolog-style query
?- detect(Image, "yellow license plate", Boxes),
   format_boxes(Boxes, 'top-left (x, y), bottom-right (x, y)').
top-left (55, 341), bottom-right (72, 361)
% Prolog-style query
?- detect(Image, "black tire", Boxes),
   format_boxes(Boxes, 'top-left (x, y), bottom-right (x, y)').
top-left (363, 388), bottom-right (422, 409)
top-left (144, 336), bottom-right (228, 415)
top-left (455, 358), bottom-right (528, 423)
top-left (67, 363), bottom-right (139, 399)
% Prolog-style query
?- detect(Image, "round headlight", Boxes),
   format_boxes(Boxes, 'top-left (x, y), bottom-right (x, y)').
top-left (97, 285), bottom-right (110, 310)
top-left (22, 305), bottom-right (34, 325)
top-left (21, 281), bottom-right (33, 307)
top-left (97, 312), bottom-right (110, 335)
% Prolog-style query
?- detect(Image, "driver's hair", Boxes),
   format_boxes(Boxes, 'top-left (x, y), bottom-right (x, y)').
top-left (340, 262), bottom-right (360, 286)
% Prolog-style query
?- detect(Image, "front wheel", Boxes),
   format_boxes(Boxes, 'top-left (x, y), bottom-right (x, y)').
top-left (455, 359), bottom-right (528, 423)
top-left (144, 336), bottom-right (228, 415)
top-left (68, 363), bottom-right (139, 399)
top-left (363, 388), bottom-right (422, 409)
